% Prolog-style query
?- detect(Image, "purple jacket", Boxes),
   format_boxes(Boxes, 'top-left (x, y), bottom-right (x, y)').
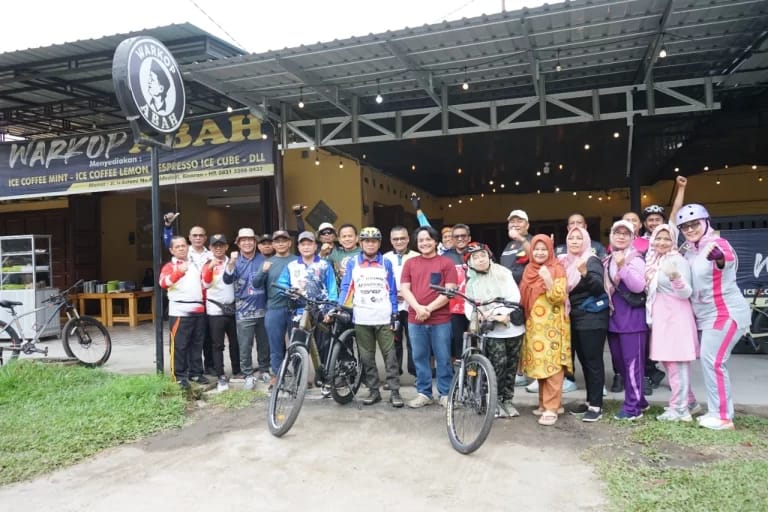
top-left (606, 254), bottom-right (648, 333)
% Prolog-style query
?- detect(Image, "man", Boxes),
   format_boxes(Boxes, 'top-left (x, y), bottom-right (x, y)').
top-left (339, 227), bottom-right (403, 407)
top-left (442, 224), bottom-right (472, 360)
top-left (257, 233), bottom-right (275, 257)
top-left (159, 236), bottom-right (206, 388)
top-left (500, 209), bottom-right (532, 285)
top-left (556, 213), bottom-right (606, 259)
top-left (316, 222), bottom-right (338, 258)
top-left (383, 226), bottom-right (419, 376)
top-left (327, 224), bottom-right (361, 282)
top-left (253, 230), bottom-right (296, 386)
top-left (223, 228), bottom-right (270, 390)
top-left (276, 231), bottom-right (339, 375)
top-left (201, 234), bottom-right (240, 391)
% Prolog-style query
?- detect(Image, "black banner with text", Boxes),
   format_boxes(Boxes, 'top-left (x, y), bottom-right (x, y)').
top-left (721, 229), bottom-right (768, 297)
top-left (0, 113), bottom-right (273, 199)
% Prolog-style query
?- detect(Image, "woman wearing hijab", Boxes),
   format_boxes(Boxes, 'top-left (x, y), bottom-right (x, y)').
top-left (645, 224), bottom-right (700, 422)
top-left (559, 226), bottom-right (609, 422)
top-left (605, 220), bottom-right (649, 420)
top-left (520, 235), bottom-right (571, 426)
top-left (676, 204), bottom-right (750, 430)
top-left (464, 242), bottom-right (525, 419)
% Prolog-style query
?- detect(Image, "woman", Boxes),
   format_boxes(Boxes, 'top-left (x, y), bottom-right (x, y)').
top-left (464, 242), bottom-right (525, 419)
top-left (400, 226), bottom-right (458, 408)
top-left (520, 235), bottom-right (571, 426)
top-left (559, 226), bottom-right (609, 422)
top-left (676, 204), bottom-right (750, 430)
top-left (645, 224), bottom-right (699, 422)
top-left (605, 220), bottom-right (649, 420)
top-left (622, 211), bottom-right (648, 254)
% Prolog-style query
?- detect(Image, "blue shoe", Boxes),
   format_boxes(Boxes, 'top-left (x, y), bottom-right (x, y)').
top-left (614, 410), bottom-right (643, 421)
top-left (562, 379), bottom-right (578, 393)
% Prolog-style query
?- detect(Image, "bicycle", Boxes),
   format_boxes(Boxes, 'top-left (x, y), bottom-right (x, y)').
top-left (268, 284), bottom-right (362, 437)
top-left (0, 279), bottom-right (112, 366)
top-left (431, 284), bottom-right (523, 454)
top-left (742, 287), bottom-right (768, 353)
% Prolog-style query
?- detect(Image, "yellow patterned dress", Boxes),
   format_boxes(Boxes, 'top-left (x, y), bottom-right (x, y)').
top-left (521, 276), bottom-right (572, 379)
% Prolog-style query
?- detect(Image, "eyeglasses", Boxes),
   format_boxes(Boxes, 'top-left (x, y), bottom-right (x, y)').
top-left (391, 237), bottom-right (408, 242)
top-left (190, 233), bottom-right (206, 238)
top-left (679, 221), bottom-right (700, 232)
top-left (452, 234), bottom-right (469, 239)
top-left (319, 230), bottom-right (334, 236)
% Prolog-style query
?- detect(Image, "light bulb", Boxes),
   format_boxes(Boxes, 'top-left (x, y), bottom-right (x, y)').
top-left (613, 132), bottom-right (620, 138)
top-left (315, 158), bottom-right (320, 166)
top-left (461, 81), bottom-right (469, 91)
top-left (659, 46), bottom-right (667, 59)
top-left (375, 93), bottom-right (383, 104)
top-left (226, 106), bottom-right (233, 113)
top-left (298, 100), bottom-right (305, 109)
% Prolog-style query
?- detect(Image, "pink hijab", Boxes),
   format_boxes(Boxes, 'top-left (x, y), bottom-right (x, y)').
top-left (559, 226), bottom-right (592, 292)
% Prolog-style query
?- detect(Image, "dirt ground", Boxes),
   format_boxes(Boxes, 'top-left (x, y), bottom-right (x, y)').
top-left (0, 389), bottom-right (611, 511)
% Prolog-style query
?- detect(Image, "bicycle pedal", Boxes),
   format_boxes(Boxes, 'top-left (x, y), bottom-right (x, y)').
top-left (467, 369), bottom-right (478, 377)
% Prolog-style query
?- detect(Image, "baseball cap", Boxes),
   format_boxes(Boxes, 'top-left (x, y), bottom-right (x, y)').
top-left (317, 222), bottom-right (335, 234)
top-left (507, 209), bottom-right (529, 221)
top-left (234, 227), bottom-right (257, 244)
top-left (298, 231), bottom-right (316, 242)
top-left (209, 234), bottom-right (228, 245)
top-left (272, 230), bottom-right (291, 240)
top-left (258, 233), bottom-right (273, 243)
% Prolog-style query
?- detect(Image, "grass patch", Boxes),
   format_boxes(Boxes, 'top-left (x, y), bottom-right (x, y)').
top-left (0, 361), bottom-right (186, 486)
top-left (592, 400), bottom-right (768, 511)
top-left (206, 389), bottom-right (266, 409)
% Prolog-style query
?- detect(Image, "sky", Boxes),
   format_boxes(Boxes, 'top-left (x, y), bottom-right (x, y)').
top-left (1, 0), bottom-right (539, 54)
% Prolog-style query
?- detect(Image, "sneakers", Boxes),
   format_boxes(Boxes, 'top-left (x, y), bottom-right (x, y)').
top-left (610, 374), bottom-right (624, 393)
top-left (657, 409), bottom-right (692, 422)
top-left (407, 393), bottom-right (433, 408)
top-left (515, 374), bottom-right (531, 386)
top-left (243, 375), bottom-right (255, 391)
top-left (569, 403), bottom-right (590, 416)
top-left (614, 410), bottom-right (643, 421)
top-left (525, 380), bottom-right (539, 393)
top-left (390, 390), bottom-right (404, 408)
top-left (688, 402), bottom-right (703, 416)
top-left (496, 401), bottom-right (520, 419)
top-left (176, 378), bottom-right (190, 389)
top-left (258, 371), bottom-right (271, 384)
top-left (191, 375), bottom-right (210, 385)
top-left (438, 395), bottom-right (448, 407)
top-left (217, 376), bottom-right (229, 392)
top-left (362, 389), bottom-right (382, 406)
top-left (582, 406), bottom-right (603, 422)
top-left (643, 377), bottom-right (653, 396)
top-left (603, 386), bottom-right (608, 397)
top-left (533, 406), bottom-right (564, 416)
top-left (697, 415), bottom-right (735, 430)
top-left (383, 383), bottom-right (392, 391)
top-left (562, 379), bottom-right (578, 393)
top-left (320, 385), bottom-right (332, 398)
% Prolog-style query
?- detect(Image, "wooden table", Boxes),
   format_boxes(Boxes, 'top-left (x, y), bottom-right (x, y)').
top-left (75, 291), bottom-right (155, 327)
top-left (105, 290), bottom-right (155, 327)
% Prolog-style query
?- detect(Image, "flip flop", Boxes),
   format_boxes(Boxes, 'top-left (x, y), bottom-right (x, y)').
top-left (538, 411), bottom-right (558, 426)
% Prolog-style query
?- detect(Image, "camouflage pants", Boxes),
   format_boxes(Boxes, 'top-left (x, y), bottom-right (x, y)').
top-left (486, 335), bottom-right (524, 403)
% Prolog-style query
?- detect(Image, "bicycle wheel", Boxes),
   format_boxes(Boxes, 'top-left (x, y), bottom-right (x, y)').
top-left (446, 353), bottom-right (497, 454)
top-left (328, 328), bottom-right (362, 405)
top-left (62, 316), bottom-right (112, 366)
top-left (268, 344), bottom-right (309, 437)
top-left (0, 321), bottom-right (22, 364)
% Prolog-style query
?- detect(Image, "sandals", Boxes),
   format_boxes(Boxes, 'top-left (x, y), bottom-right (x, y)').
top-left (538, 411), bottom-right (558, 426)
top-left (533, 406), bottom-right (564, 416)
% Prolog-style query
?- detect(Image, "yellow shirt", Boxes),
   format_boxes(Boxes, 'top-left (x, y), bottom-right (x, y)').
top-left (521, 276), bottom-right (572, 379)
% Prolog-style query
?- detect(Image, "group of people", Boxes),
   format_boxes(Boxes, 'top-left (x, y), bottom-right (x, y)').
top-left (159, 175), bottom-right (750, 431)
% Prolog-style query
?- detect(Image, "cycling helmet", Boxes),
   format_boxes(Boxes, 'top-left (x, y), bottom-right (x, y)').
top-left (463, 242), bottom-right (493, 264)
top-left (359, 227), bottom-right (382, 240)
top-left (642, 204), bottom-right (666, 220)
top-left (675, 203), bottom-right (710, 227)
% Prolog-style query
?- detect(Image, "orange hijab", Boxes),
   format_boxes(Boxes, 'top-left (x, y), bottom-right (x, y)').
top-left (519, 234), bottom-right (566, 315)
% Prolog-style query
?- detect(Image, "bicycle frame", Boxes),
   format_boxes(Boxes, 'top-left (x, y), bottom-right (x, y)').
top-left (744, 288), bottom-right (768, 351)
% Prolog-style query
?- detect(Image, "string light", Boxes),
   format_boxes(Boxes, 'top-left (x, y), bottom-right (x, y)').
top-left (411, 164), bottom-right (416, 171)
top-left (226, 105), bottom-right (233, 113)
top-left (613, 132), bottom-right (620, 139)
top-left (375, 78), bottom-right (383, 104)
top-left (555, 48), bottom-right (562, 72)
top-left (315, 156), bottom-right (320, 166)
top-left (461, 66), bottom-right (469, 90)
top-left (584, 143), bottom-right (590, 150)
top-left (715, 178), bottom-right (721, 185)
top-left (298, 87), bottom-right (305, 109)
top-left (674, 167), bottom-right (680, 173)
top-left (339, 160), bottom-right (344, 169)
top-left (458, 168), bottom-right (463, 174)
top-left (659, 46), bottom-right (667, 58)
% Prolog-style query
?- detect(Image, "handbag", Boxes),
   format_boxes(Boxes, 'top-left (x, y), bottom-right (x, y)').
top-left (608, 274), bottom-right (646, 308)
top-left (578, 293), bottom-right (609, 313)
top-left (207, 298), bottom-right (236, 316)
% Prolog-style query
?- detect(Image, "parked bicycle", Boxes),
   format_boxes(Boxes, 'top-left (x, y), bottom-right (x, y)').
top-left (742, 287), bottom-right (768, 353)
top-left (0, 279), bottom-right (112, 366)
top-left (431, 284), bottom-right (523, 454)
top-left (268, 284), bottom-right (362, 437)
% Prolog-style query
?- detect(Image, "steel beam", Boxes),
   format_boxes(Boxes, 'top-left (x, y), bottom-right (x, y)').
top-left (385, 41), bottom-right (441, 106)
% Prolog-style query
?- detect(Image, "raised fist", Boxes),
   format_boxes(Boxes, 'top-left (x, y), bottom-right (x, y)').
top-left (676, 176), bottom-right (687, 188)
top-left (163, 212), bottom-right (180, 227)
top-left (292, 204), bottom-right (306, 215)
top-left (410, 193), bottom-right (421, 211)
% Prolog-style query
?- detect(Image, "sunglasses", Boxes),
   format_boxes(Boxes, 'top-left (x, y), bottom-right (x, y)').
top-left (679, 221), bottom-right (700, 232)
top-left (319, 230), bottom-right (335, 236)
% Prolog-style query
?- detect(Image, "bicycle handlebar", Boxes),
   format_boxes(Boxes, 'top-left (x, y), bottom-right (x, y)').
top-left (429, 284), bottom-right (522, 310)
top-left (271, 283), bottom-right (349, 313)
top-left (41, 279), bottom-right (85, 304)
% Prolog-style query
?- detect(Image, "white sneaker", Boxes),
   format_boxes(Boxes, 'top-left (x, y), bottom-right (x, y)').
top-left (407, 393), bottom-right (433, 408)
top-left (657, 409), bottom-right (692, 422)
top-left (514, 374), bottom-right (530, 386)
top-left (603, 386), bottom-right (608, 397)
top-left (497, 401), bottom-right (520, 418)
top-left (243, 376), bottom-right (255, 391)
top-left (698, 415), bottom-right (735, 430)
top-left (438, 395), bottom-right (448, 407)
top-left (525, 380), bottom-right (539, 393)
top-left (216, 376), bottom-right (229, 392)
top-left (562, 380), bottom-right (578, 393)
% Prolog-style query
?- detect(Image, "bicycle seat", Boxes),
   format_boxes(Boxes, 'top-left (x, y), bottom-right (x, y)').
top-left (0, 299), bottom-right (23, 309)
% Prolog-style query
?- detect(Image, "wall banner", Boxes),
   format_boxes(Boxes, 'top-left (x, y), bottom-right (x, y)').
top-left (721, 229), bottom-right (768, 297)
top-left (0, 112), bottom-right (274, 200)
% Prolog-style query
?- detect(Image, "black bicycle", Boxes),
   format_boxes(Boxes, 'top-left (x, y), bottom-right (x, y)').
top-left (431, 285), bottom-right (523, 454)
top-left (268, 285), bottom-right (362, 437)
top-left (0, 279), bottom-right (112, 366)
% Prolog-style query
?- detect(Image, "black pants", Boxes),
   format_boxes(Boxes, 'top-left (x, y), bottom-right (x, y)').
top-left (450, 314), bottom-right (468, 359)
top-left (208, 314), bottom-right (240, 377)
top-left (572, 327), bottom-right (607, 408)
top-left (169, 314), bottom-right (205, 381)
top-left (200, 316), bottom-right (215, 372)
top-left (393, 310), bottom-right (413, 375)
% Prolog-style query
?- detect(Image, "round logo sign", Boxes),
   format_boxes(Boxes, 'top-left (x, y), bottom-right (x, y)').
top-left (112, 36), bottom-right (186, 134)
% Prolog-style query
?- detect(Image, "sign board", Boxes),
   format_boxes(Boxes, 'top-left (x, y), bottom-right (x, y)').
top-left (721, 229), bottom-right (768, 297)
top-left (0, 113), bottom-right (274, 199)
top-left (112, 36), bottom-right (186, 135)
